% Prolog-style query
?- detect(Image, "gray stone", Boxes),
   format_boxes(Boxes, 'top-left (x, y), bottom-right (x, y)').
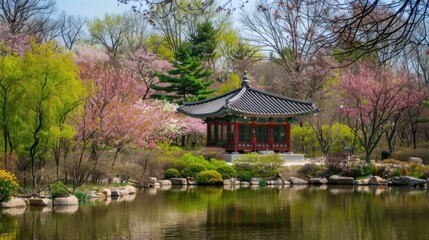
top-left (268, 178), bottom-right (284, 185)
top-left (308, 177), bottom-right (328, 185)
top-left (148, 177), bottom-right (157, 185)
top-left (224, 178), bottom-right (240, 185)
top-left (354, 178), bottom-right (369, 185)
top-left (388, 176), bottom-right (426, 187)
top-left (369, 176), bottom-right (388, 185)
top-left (157, 180), bottom-right (172, 186)
top-left (409, 157), bottom-right (423, 164)
top-left (328, 175), bottom-right (354, 185)
top-left (122, 185), bottom-right (137, 195)
top-left (1, 197), bottom-right (27, 208)
top-left (170, 178), bottom-right (187, 185)
top-left (250, 177), bottom-right (262, 185)
top-left (27, 198), bottom-right (52, 206)
top-left (240, 181), bottom-right (251, 187)
top-left (53, 196), bottom-right (79, 206)
top-left (102, 188), bottom-right (111, 197)
top-left (289, 177), bottom-right (308, 185)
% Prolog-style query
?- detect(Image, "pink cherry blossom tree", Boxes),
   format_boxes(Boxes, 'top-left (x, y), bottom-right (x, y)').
top-left (0, 23), bottom-right (30, 55)
top-left (126, 49), bottom-right (172, 99)
top-left (179, 116), bottom-right (206, 149)
top-left (70, 44), bottom-right (180, 187)
top-left (339, 64), bottom-right (428, 162)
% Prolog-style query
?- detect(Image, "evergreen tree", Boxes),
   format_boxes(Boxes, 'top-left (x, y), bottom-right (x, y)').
top-left (189, 21), bottom-right (218, 62)
top-left (151, 42), bottom-right (215, 104)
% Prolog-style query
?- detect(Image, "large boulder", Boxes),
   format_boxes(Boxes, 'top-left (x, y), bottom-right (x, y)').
top-left (409, 157), bottom-right (423, 164)
top-left (388, 176), bottom-right (426, 187)
top-left (328, 175), bottom-right (354, 185)
top-left (250, 177), bottom-right (262, 185)
top-left (148, 177), bottom-right (157, 185)
top-left (308, 177), bottom-right (328, 185)
top-left (157, 180), bottom-right (172, 186)
top-left (1, 197), bottom-right (27, 208)
top-left (27, 198), bottom-right (52, 207)
top-left (53, 196), bottom-right (79, 206)
top-left (354, 178), bottom-right (370, 185)
top-left (240, 181), bottom-right (251, 187)
top-left (122, 185), bottom-right (137, 195)
top-left (268, 178), bottom-right (284, 185)
top-left (170, 178), bottom-right (187, 185)
top-left (369, 176), bottom-right (388, 185)
top-left (224, 178), bottom-right (240, 185)
top-left (289, 177), bottom-right (308, 185)
top-left (102, 188), bottom-right (112, 197)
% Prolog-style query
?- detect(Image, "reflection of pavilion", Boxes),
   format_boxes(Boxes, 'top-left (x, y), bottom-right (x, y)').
top-left (178, 72), bottom-right (318, 153)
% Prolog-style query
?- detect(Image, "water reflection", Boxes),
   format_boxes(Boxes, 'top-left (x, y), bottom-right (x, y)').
top-left (1, 185), bottom-right (429, 239)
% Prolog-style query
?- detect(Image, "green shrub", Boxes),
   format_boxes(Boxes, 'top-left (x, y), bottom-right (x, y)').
top-left (237, 171), bottom-right (252, 182)
top-left (407, 163), bottom-right (427, 179)
top-left (216, 165), bottom-right (238, 179)
top-left (233, 153), bottom-right (284, 179)
top-left (0, 169), bottom-right (19, 202)
top-left (74, 191), bottom-right (89, 202)
top-left (50, 181), bottom-right (71, 198)
top-left (207, 158), bottom-right (228, 170)
top-left (182, 163), bottom-right (207, 177)
top-left (164, 168), bottom-right (181, 179)
top-left (195, 170), bottom-right (223, 184)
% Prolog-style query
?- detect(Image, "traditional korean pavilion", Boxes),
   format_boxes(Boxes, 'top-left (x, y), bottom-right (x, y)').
top-left (178, 72), bottom-right (318, 153)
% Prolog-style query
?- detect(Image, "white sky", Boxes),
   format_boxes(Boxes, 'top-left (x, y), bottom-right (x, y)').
top-left (55, 0), bottom-right (132, 19)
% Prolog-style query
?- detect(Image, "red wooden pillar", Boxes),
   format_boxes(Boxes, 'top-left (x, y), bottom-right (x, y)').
top-left (251, 123), bottom-right (256, 151)
top-left (285, 123), bottom-right (291, 151)
top-left (234, 122), bottom-right (239, 152)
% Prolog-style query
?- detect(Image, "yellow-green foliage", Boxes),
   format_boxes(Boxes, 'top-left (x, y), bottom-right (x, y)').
top-left (173, 153), bottom-right (228, 171)
top-left (291, 123), bottom-right (318, 156)
top-left (195, 170), bottom-right (223, 184)
top-left (233, 153), bottom-right (284, 179)
top-left (407, 163), bottom-right (428, 179)
top-left (0, 169), bottom-right (19, 202)
top-left (219, 73), bottom-right (241, 94)
top-left (144, 35), bottom-right (174, 60)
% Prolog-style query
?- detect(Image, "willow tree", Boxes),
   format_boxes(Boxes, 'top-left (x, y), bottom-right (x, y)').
top-left (20, 41), bottom-right (86, 190)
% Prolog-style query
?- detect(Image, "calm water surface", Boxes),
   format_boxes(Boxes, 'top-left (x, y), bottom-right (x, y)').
top-left (1, 185), bottom-right (429, 240)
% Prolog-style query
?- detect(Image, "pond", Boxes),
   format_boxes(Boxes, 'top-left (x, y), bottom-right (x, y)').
top-left (1, 185), bottom-right (429, 239)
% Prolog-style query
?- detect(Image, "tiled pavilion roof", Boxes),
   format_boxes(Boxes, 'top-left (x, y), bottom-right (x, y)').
top-left (178, 73), bottom-right (318, 119)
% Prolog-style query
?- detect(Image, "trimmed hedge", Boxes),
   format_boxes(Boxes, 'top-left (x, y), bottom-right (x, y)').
top-left (216, 165), bottom-right (237, 179)
top-left (195, 170), bottom-right (223, 184)
top-left (182, 163), bottom-right (207, 177)
top-left (164, 168), bottom-right (181, 179)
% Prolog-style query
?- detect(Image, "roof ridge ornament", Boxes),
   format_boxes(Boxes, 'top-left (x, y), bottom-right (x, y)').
top-left (241, 71), bottom-right (251, 88)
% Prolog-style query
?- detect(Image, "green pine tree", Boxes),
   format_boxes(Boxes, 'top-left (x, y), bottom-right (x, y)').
top-left (189, 21), bottom-right (218, 62)
top-left (151, 42), bottom-right (215, 105)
